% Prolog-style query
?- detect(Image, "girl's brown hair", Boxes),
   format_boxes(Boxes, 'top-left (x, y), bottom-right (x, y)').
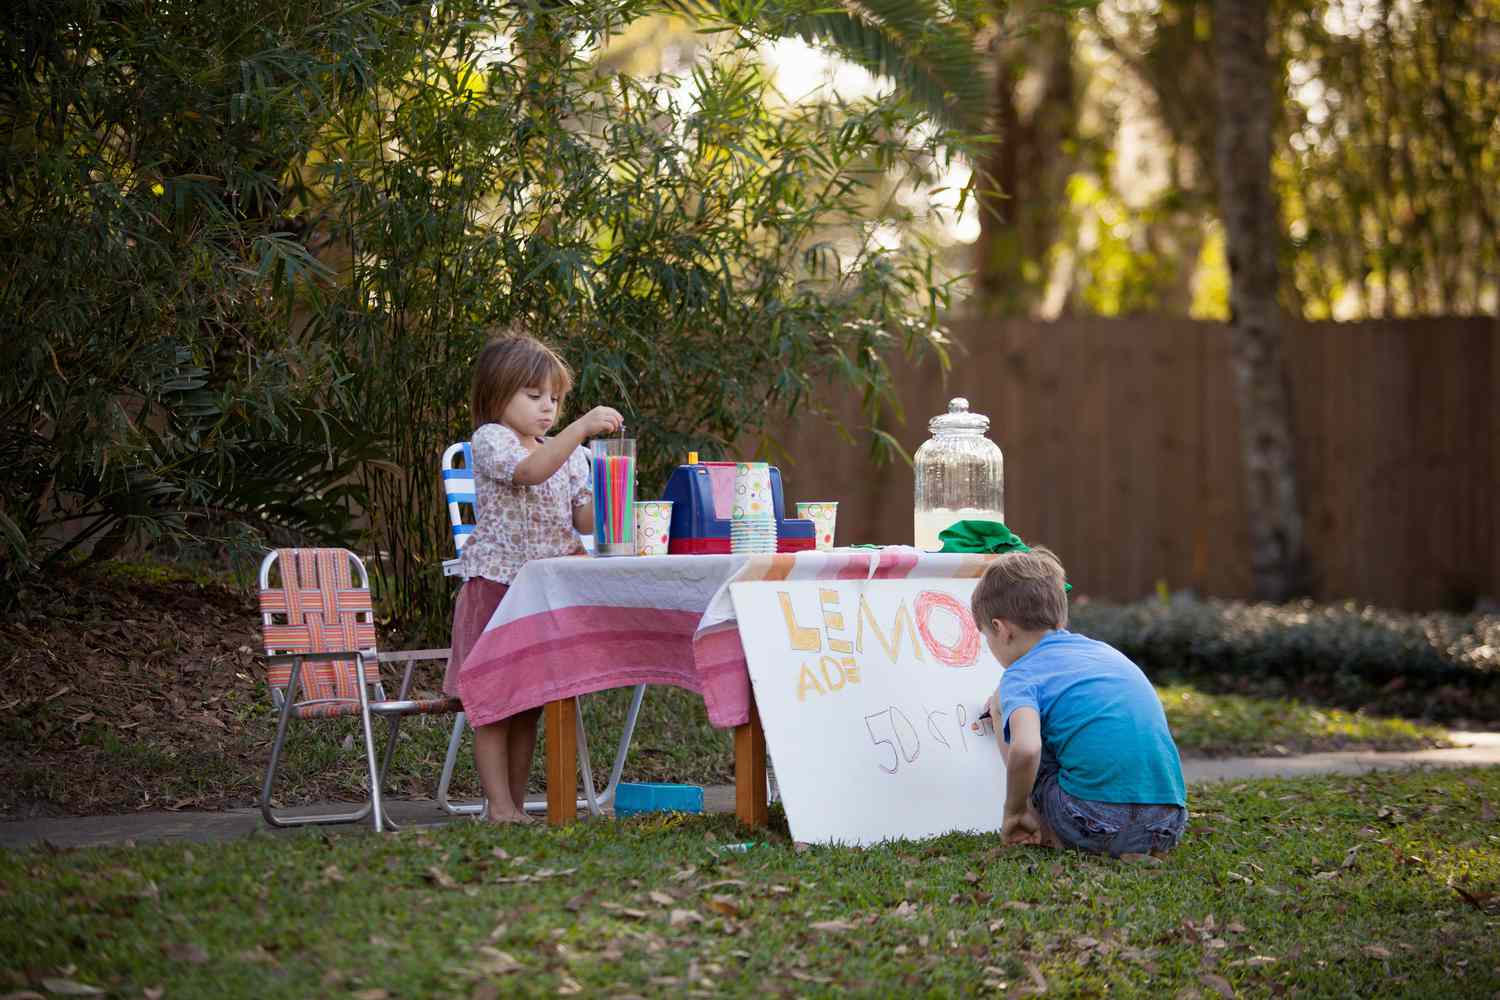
top-left (470, 333), bottom-right (575, 429)
top-left (969, 547), bottom-right (1069, 632)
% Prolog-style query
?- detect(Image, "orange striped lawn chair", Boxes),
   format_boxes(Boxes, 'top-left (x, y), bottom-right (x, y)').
top-left (258, 548), bottom-right (459, 832)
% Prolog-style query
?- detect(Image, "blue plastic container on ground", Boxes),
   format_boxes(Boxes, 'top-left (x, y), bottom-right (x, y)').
top-left (613, 782), bottom-right (705, 816)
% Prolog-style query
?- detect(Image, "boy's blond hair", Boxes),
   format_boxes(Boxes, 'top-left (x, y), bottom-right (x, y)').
top-left (970, 547), bottom-right (1068, 632)
top-left (470, 331), bottom-right (574, 429)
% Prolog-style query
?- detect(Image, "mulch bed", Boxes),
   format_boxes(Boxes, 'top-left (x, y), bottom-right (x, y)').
top-left (0, 566), bottom-right (446, 820)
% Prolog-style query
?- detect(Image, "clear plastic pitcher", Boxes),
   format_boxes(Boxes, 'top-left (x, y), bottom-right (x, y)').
top-left (913, 398), bottom-right (1004, 550)
top-left (591, 437), bottom-right (637, 556)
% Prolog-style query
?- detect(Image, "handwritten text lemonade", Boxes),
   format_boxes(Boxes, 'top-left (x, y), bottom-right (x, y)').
top-left (776, 585), bottom-right (990, 775)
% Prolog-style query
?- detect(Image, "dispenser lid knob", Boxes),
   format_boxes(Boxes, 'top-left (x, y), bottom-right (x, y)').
top-left (929, 397), bottom-right (991, 434)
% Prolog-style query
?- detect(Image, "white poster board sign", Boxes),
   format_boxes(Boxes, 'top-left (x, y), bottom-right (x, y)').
top-left (730, 577), bottom-right (1007, 846)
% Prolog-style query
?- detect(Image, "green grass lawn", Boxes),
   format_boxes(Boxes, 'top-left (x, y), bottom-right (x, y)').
top-left (218, 681), bottom-right (1459, 810)
top-left (3, 768), bottom-right (1497, 998)
top-left (1157, 683), bottom-right (1452, 758)
top-left (5, 682), bottom-right (1453, 819)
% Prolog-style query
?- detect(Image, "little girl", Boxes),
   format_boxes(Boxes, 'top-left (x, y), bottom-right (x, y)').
top-left (444, 333), bottom-right (623, 823)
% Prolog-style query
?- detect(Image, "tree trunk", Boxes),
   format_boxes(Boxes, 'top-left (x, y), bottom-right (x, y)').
top-left (974, 2), bottom-right (1075, 316)
top-left (1211, 0), bottom-right (1307, 600)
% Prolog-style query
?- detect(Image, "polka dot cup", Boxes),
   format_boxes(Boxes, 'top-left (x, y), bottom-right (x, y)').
top-left (796, 501), bottom-right (838, 551)
top-left (731, 462), bottom-right (774, 521)
top-left (634, 500), bottom-right (675, 556)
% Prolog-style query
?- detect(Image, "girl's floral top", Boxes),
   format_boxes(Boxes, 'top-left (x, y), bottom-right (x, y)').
top-left (458, 423), bottom-right (592, 584)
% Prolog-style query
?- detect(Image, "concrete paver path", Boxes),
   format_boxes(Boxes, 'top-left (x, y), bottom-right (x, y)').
top-left (4, 732), bottom-right (1497, 851)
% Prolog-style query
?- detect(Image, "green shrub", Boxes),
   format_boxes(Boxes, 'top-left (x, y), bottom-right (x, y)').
top-left (1, 0), bottom-right (972, 635)
top-left (1072, 597), bottom-right (1500, 724)
top-left (0, 0), bottom-right (390, 605)
top-left (297, 3), bottom-right (967, 639)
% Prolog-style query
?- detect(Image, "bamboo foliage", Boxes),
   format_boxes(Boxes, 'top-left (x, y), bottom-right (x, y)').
top-left (0, 0), bottom-right (389, 603)
top-left (291, 2), bottom-right (969, 635)
top-left (2, 0), bottom-right (972, 625)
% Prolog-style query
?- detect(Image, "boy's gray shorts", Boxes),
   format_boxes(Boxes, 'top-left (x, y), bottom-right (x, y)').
top-left (1031, 751), bottom-right (1186, 856)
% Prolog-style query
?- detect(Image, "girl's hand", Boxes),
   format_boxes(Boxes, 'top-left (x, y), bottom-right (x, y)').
top-left (575, 406), bottom-right (625, 438)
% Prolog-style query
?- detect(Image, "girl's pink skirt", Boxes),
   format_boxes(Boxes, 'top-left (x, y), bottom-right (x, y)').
top-left (443, 578), bottom-right (510, 699)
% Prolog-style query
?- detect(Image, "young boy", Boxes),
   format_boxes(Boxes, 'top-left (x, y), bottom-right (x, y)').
top-left (971, 548), bottom-right (1187, 856)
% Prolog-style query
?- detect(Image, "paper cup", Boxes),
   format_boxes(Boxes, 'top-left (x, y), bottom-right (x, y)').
top-left (796, 502), bottom-right (838, 551)
top-left (732, 462), bottom-right (773, 521)
top-left (634, 500), bottom-right (674, 556)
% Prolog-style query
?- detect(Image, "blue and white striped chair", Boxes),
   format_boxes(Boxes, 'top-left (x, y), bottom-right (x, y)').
top-left (440, 442), bottom-right (477, 578)
top-left (435, 442), bottom-right (645, 817)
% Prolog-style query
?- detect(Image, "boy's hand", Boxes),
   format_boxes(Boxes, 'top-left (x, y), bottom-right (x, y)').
top-left (574, 406), bottom-right (624, 438)
top-left (970, 692), bottom-right (1000, 734)
top-left (1001, 804), bottom-right (1044, 846)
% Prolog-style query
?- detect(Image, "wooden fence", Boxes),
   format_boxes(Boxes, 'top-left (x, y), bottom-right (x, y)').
top-left (766, 316), bottom-right (1499, 610)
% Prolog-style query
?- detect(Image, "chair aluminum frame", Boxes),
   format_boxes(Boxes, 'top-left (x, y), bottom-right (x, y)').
top-left (258, 550), bottom-right (455, 833)
top-left (436, 441), bottom-right (648, 818)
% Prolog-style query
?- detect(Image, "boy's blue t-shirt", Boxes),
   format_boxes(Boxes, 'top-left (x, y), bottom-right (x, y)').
top-left (999, 630), bottom-right (1186, 807)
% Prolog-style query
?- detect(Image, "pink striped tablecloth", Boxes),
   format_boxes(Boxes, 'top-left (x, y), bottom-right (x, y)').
top-left (456, 549), bottom-right (996, 729)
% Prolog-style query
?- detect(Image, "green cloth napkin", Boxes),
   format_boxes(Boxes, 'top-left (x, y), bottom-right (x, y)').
top-left (937, 520), bottom-right (1072, 591)
top-left (937, 519), bottom-right (1028, 554)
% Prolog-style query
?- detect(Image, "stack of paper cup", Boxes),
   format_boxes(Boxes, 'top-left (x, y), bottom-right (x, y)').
top-left (730, 462), bottom-right (776, 554)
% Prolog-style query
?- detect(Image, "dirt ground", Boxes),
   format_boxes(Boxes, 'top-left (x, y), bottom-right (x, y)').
top-left (0, 565), bottom-right (456, 819)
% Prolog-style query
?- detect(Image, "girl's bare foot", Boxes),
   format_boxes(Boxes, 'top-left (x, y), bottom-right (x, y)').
top-left (476, 797), bottom-right (537, 824)
top-left (481, 807), bottom-right (536, 824)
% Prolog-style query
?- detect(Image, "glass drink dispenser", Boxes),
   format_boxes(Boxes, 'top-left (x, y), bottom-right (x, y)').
top-left (913, 397), bottom-right (1005, 550)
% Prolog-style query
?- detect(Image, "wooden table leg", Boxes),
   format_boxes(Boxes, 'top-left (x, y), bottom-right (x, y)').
top-left (734, 700), bottom-right (768, 828)
top-left (545, 698), bottom-right (577, 825)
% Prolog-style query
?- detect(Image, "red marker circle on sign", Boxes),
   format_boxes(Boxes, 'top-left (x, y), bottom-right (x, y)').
top-left (915, 590), bottom-right (980, 667)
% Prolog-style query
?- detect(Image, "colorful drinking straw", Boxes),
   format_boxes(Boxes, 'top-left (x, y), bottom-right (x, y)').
top-left (592, 450), bottom-right (635, 551)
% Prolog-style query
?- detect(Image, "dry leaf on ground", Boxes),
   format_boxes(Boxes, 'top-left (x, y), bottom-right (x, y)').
top-left (162, 942), bottom-right (209, 963)
top-left (424, 866), bottom-right (458, 889)
top-left (41, 983), bottom-right (107, 1000)
top-left (1024, 961), bottom-right (1048, 993)
top-left (670, 909), bottom-right (704, 927)
top-left (1199, 973), bottom-right (1234, 998)
top-left (474, 947), bottom-right (523, 975)
top-left (705, 896), bottom-right (741, 918)
top-left (702, 879), bottom-right (746, 891)
top-left (1119, 852), bottom-right (1164, 866)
